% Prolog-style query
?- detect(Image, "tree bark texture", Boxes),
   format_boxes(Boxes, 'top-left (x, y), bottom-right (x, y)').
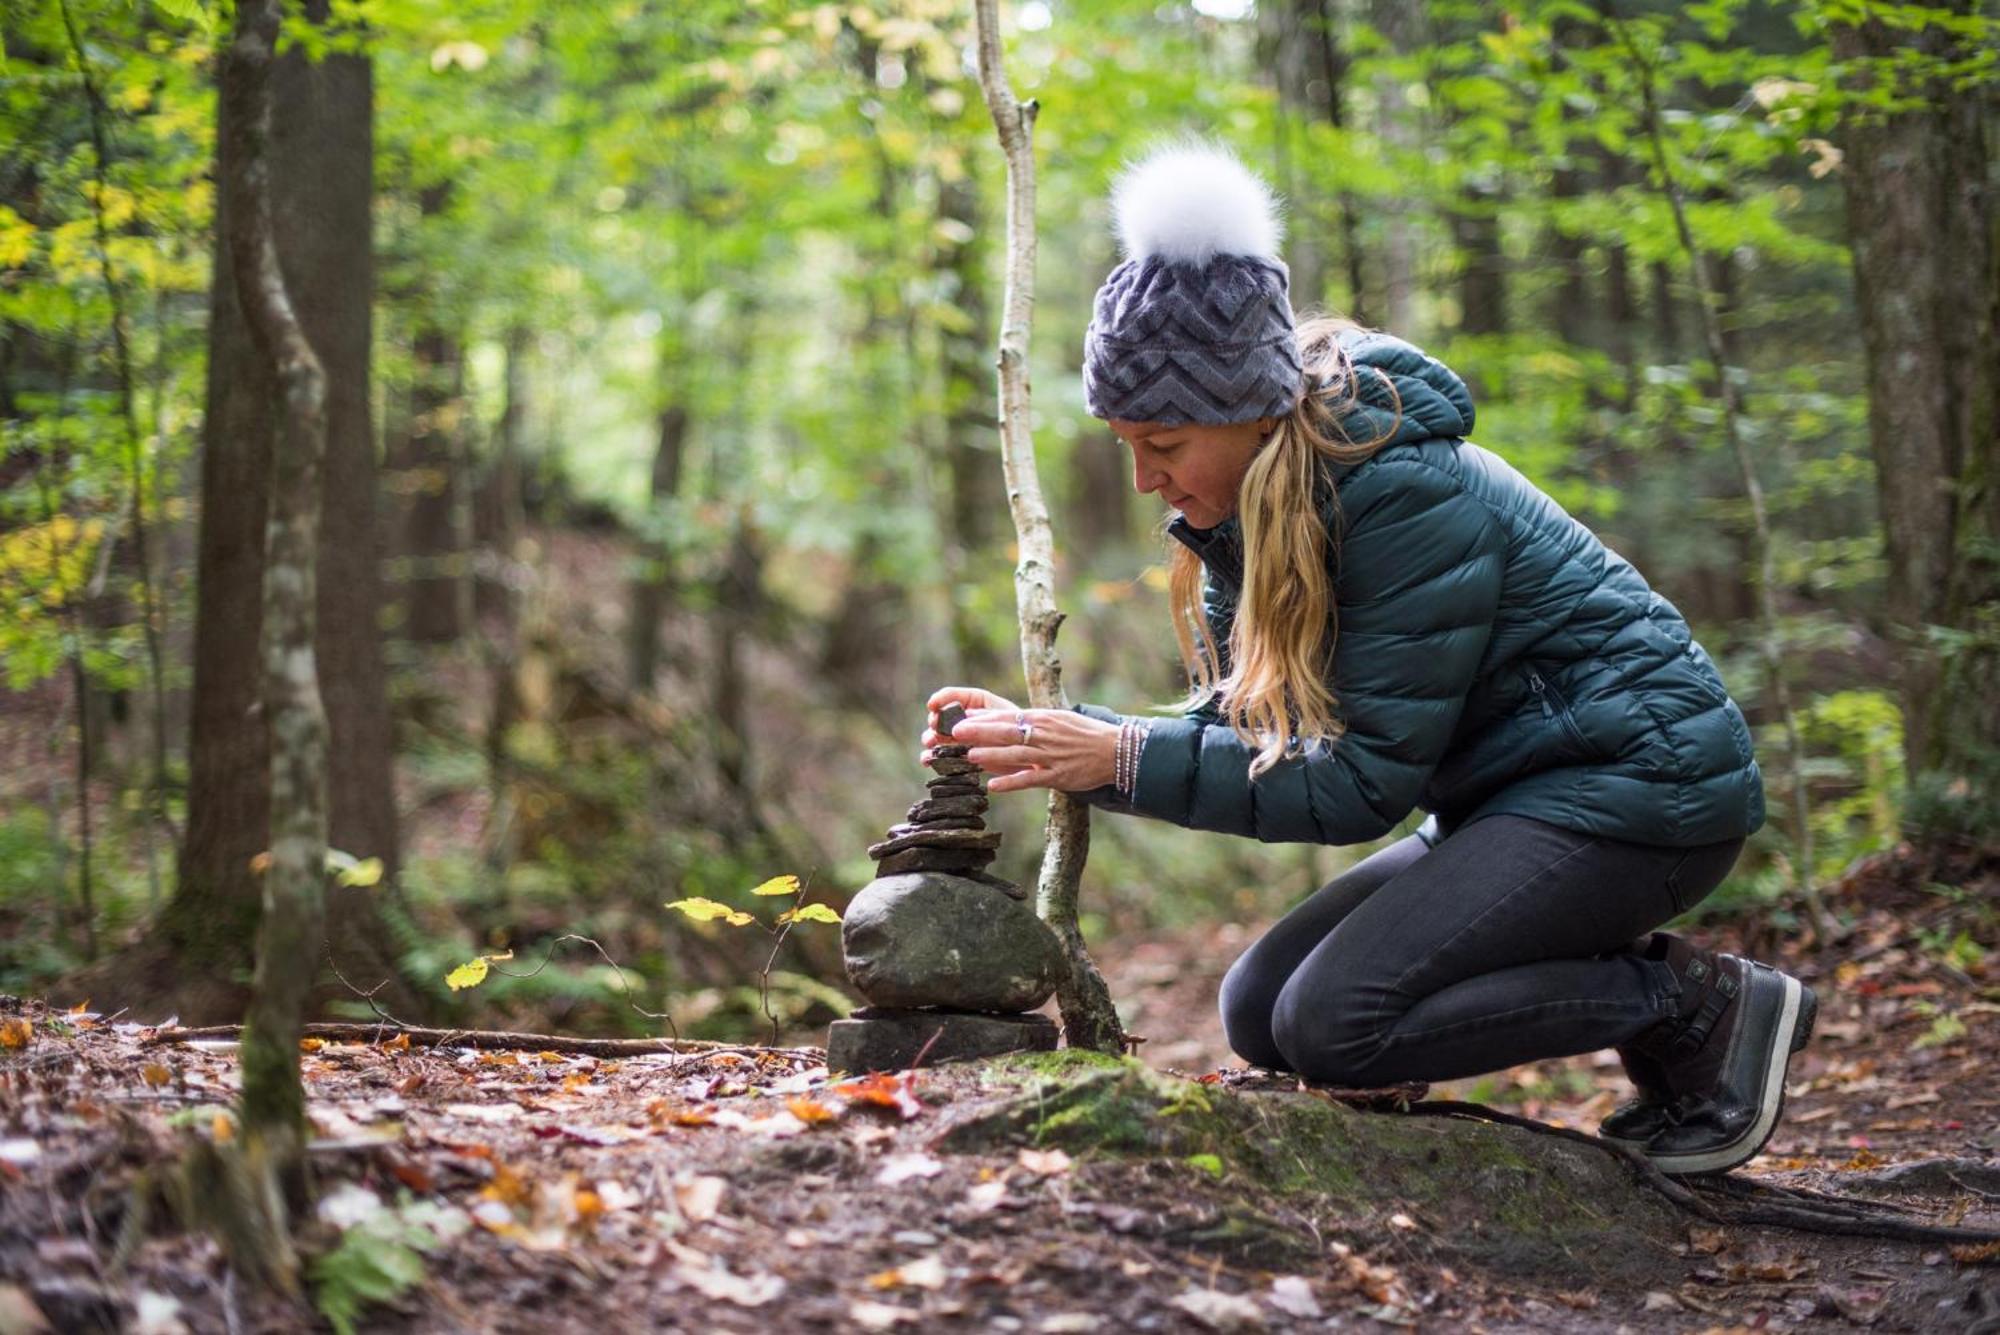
top-left (162, 0), bottom-right (406, 1020)
top-left (627, 400), bottom-right (688, 692)
top-left (396, 312), bottom-right (471, 645)
top-left (223, 0), bottom-right (329, 1219)
top-left (973, 0), bottom-right (1124, 1055)
top-left (1833, 7), bottom-right (1999, 806)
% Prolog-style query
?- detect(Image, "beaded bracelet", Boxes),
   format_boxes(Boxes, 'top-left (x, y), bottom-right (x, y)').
top-left (1114, 718), bottom-right (1151, 799)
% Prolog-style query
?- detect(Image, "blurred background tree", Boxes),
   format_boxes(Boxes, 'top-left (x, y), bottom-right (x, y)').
top-left (1, 0), bottom-right (1992, 1037)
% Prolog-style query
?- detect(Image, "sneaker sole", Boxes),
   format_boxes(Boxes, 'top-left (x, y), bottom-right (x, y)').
top-left (1648, 972), bottom-right (1817, 1176)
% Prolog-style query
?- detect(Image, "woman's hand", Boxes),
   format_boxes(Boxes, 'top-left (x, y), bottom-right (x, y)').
top-left (923, 686), bottom-right (1119, 795)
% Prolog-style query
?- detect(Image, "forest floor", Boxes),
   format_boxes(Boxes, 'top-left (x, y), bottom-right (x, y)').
top-left (2, 845), bottom-right (1996, 1334)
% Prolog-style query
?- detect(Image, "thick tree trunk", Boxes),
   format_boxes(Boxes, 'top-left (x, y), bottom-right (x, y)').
top-left (939, 173), bottom-right (1007, 679)
top-left (1833, 8), bottom-right (1999, 824)
top-left (1370, 0), bottom-right (1421, 334)
top-left (137, 0), bottom-right (408, 1023)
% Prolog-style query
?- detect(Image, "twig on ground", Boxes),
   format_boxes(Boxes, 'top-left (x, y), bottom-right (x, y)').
top-left (142, 1022), bottom-right (817, 1061)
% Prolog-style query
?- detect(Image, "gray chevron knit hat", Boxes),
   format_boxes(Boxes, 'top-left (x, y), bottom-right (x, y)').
top-left (1084, 143), bottom-right (1301, 425)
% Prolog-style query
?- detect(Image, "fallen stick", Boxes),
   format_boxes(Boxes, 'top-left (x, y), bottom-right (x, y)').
top-left (143, 1022), bottom-right (822, 1062)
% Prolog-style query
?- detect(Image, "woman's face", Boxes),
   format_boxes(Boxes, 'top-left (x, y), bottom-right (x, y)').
top-left (1108, 417), bottom-right (1273, 530)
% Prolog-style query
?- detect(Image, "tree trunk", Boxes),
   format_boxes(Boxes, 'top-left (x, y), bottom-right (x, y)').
top-left (939, 172), bottom-right (1007, 679)
top-left (974, 0), bottom-right (1124, 1055)
top-left (1370, 0), bottom-right (1421, 334)
top-left (1833, 7), bottom-right (1998, 832)
top-left (129, 0), bottom-right (409, 1024)
top-left (396, 303), bottom-right (470, 645)
top-left (628, 399), bottom-right (689, 692)
top-left (221, 0), bottom-right (327, 1285)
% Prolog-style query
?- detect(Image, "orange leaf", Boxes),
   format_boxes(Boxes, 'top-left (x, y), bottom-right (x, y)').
top-left (575, 1189), bottom-right (604, 1225)
top-left (67, 1000), bottom-right (90, 1015)
top-left (300, 1037), bottom-right (325, 1053)
top-left (562, 1073), bottom-right (592, 1094)
top-left (379, 1032), bottom-right (411, 1051)
top-left (141, 1062), bottom-right (171, 1088)
top-left (786, 1096), bottom-right (838, 1125)
top-left (482, 1162), bottom-right (531, 1208)
top-left (211, 1113), bottom-right (235, 1144)
top-left (832, 1071), bottom-right (923, 1119)
top-left (0, 1019), bottom-right (30, 1050)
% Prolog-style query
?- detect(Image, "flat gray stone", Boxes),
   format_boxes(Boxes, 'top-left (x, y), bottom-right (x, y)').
top-left (826, 1008), bottom-right (1058, 1073)
top-left (867, 827), bottom-right (1002, 859)
top-left (843, 872), bottom-right (1064, 1012)
top-left (907, 794), bottom-right (989, 822)
top-left (874, 847), bottom-right (995, 876)
top-left (884, 818), bottom-right (984, 838)
top-left (925, 778), bottom-right (986, 798)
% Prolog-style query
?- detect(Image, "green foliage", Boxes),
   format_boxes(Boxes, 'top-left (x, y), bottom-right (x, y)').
top-left (310, 1196), bottom-right (454, 1335)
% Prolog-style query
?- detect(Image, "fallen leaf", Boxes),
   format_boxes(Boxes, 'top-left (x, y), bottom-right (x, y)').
top-left (1948, 1241), bottom-right (2000, 1264)
top-left (675, 1174), bottom-right (727, 1222)
top-left (1038, 1317), bottom-right (1100, 1333)
top-left (379, 1032), bottom-right (411, 1052)
top-left (876, 1153), bottom-right (945, 1186)
top-left (1017, 1147), bottom-right (1072, 1176)
top-left (848, 1300), bottom-right (919, 1330)
top-left (1266, 1275), bottom-right (1322, 1318)
top-left (868, 1253), bottom-right (947, 1291)
top-left (786, 1095), bottom-right (838, 1125)
top-left (1642, 1291), bottom-right (1681, 1313)
top-left (1171, 1288), bottom-right (1266, 1330)
top-left (1387, 1212), bottom-right (1418, 1232)
top-left (964, 1180), bottom-right (1009, 1213)
top-left (210, 1113), bottom-right (235, 1144)
top-left (299, 1037), bottom-right (325, 1053)
top-left (0, 1019), bottom-right (29, 1050)
top-left (141, 1063), bottom-right (171, 1088)
top-left (1687, 1224), bottom-right (1729, 1255)
top-left (673, 1264), bottom-right (785, 1307)
top-left (834, 1071), bottom-right (923, 1119)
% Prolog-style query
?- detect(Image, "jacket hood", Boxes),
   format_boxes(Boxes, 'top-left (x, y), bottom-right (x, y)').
top-left (1332, 331), bottom-right (1476, 447)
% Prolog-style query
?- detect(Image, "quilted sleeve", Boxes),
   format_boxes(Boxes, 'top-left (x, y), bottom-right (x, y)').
top-left (1122, 458), bottom-right (1505, 844)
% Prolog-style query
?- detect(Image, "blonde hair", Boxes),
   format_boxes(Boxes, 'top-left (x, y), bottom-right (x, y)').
top-left (1167, 316), bottom-right (1401, 778)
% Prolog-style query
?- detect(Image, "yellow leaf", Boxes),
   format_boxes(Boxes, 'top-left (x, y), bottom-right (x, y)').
top-left (212, 1112), bottom-right (235, 1143)
top-left (665, 897), bottom-right (754, 926)
top-left (0, 1018), bottom-right (31, 1049)
top-left (141, 1062), bottom-right (171, 1088)
top-left (300, 1037), bottom-right (325, 1052)
top-left (445, 950), bottom-right (515, 991)
top-left (777, 903), bottom-right (842, 926)
top-left (67, 1001), bottom-right (90, 1015)
top-left (338, 857), bottom-right (384, 888)
top-left (750, 874), bottom-right (801, 897)
top-left (380, 1032), bottom-right (411, 1051)
top-left (786, 1095), bottom-right (838, 1124)
top-left (248, 851), bottom-right (272, 874)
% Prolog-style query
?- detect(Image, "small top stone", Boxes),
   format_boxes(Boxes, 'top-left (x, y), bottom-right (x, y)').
top-left (937, 702), bottom-right (968, 738)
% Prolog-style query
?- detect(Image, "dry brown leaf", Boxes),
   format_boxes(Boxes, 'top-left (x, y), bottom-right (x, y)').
top-left (140, 1063), bottom-right (171, 1088)
top-left (674, 1174), bottom-right (727, 1222)
top-left (847, 1300), bottom-right (919, 1330)
top-left (1016, 1147), bottom-right (1072, 1176)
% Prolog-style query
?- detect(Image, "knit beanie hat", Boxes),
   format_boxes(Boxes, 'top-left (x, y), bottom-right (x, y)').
top-left (1083, 142), bottom-right (1302, 425)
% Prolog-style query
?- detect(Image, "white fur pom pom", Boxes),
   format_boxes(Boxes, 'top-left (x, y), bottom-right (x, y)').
top-left (1112, 141), bottom-right (1284, 265)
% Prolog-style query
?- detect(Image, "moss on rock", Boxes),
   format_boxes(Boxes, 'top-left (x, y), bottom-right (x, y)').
top-left (937, 1054), bottom-right (1685, 1287)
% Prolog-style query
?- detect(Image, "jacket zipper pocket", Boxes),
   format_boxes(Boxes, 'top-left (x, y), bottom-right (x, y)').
top-left (1527, 668), bottom-right (1590, 752)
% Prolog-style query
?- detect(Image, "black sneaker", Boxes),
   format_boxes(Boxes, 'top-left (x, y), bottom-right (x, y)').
top-left (1642, 954), bottom-right (1817, 1176)
top-left (1599, 1044), bottom-right (1675, 1147)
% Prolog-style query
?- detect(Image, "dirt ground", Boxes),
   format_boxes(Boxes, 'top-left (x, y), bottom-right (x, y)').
top-left (2, 845), bottom-right (1996, 1333)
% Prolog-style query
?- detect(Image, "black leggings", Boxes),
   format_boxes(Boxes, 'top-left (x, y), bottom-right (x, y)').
top-left (1218, 814), bottom-right (1745, 1085)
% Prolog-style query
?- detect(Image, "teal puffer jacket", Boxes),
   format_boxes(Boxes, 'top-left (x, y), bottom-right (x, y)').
top-left (1078, 330), bottom-right (1764, 850)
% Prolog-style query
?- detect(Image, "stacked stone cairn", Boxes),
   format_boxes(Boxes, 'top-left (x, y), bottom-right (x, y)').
top-left (826, 705), bottom-right (1065, 1073)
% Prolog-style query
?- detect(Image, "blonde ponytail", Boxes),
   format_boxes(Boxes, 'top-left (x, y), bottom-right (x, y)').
top-left (1167, 317), bottom-right (1401, 778)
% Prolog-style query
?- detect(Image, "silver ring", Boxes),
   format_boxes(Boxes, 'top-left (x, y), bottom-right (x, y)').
top-left (1017, 714), bottom-right (1033, 745)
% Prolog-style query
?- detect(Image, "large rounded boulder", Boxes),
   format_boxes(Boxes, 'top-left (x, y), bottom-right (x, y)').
top-left (842, 873), bottom-right (1065, 1014)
